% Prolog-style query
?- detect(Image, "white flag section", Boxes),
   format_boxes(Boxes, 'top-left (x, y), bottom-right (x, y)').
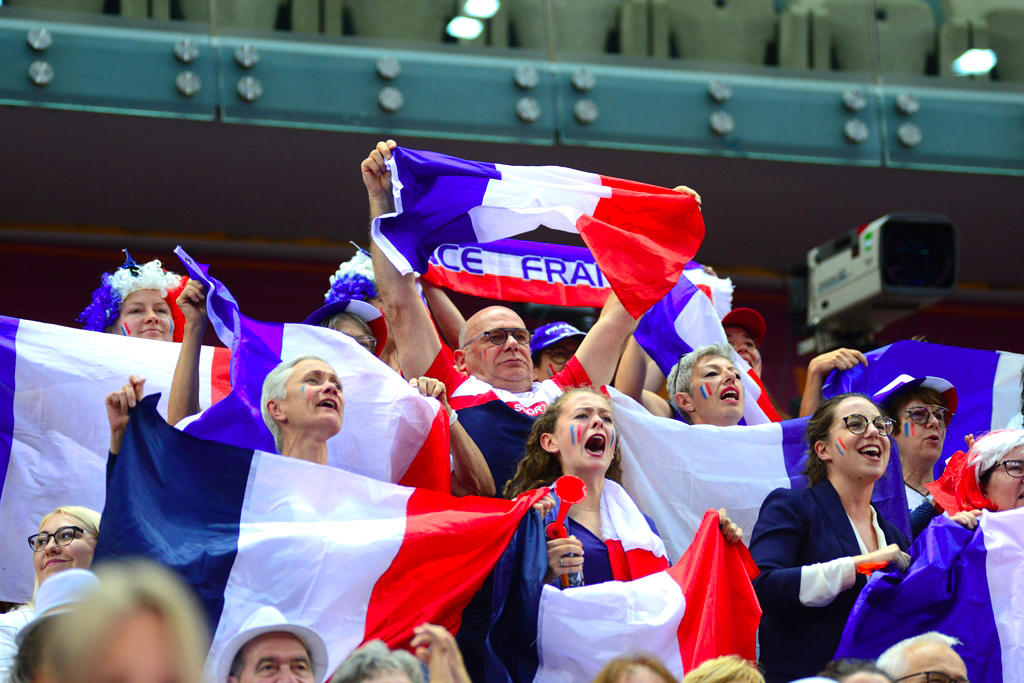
top-left (609, 388), bottom-right (800, 561)
top-left (0, 319), bottom-right (226, 603)
top-left (535, 572), bottom-right (687, 681)
top-left (983, 509), bottom-right (1024, 679)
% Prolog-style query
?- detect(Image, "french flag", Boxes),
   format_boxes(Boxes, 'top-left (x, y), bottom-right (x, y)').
top-left (371, 147), bottom-right (705, 318)
top-left (0, 315), bottom-right (229, 603)
top-left (607, 388), bottom-right (909, 562)
top-left (94, 396), bottom-right (546, 678)
top-left (633, 272), bottom-right (780, 425)
top-left (835, 509), bottom-right (1024, 682)
top-left (488, 508), bottom-right (761, 681)
top-left (173, 247), bottom-right (450, 492)
top-left (822, 340), bottom-right (1024, 473)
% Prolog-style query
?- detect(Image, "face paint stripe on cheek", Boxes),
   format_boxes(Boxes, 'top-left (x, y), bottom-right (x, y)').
top-left (121, 323), bottom-right (131, 336)
top-left (836, 437), bottom-right (846, 456)
top-left (570, 424), bottom-right (576, 446)
top-left (700, 383), bottom-right (710, 400)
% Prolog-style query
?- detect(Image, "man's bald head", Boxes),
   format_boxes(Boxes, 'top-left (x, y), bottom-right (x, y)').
top-left (454, 306), bottom-right (534, 392)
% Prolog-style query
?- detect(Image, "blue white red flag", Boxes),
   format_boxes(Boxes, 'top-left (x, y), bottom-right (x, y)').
top-left (173, 247), bottom-right (450, 493)
top-left (835, 510), bottom-right (1024, 682)
top-left (94, 396), bottom-right (545, 679)
top-left (371, 147), bottom-right (705, 318)
top-left (822, 340), bottom-right (1024, 472)
top-left (423, 239), bottom-right (734, 314)
top-left (607, 388), bottom-right (909, 561)
top-left (488, 508), bottom-right (761, 681)
top-left (633, 275), bottom-right (780, 424)
top-left (0, 315), bottom-right (229, 603)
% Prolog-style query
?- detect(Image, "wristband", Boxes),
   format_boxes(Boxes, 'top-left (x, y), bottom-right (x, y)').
top-left (448, 409), bottom-right (459, 427)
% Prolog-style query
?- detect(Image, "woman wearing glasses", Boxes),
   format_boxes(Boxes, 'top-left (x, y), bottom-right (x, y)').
top-left (927, 428), bottom-right (1024, 522)
top-left (0, 506), bottom-right (100, 680)
top-left (749, 394), bottom-right (911, 683)
top-left (874, 376), bottom-right (957, 515)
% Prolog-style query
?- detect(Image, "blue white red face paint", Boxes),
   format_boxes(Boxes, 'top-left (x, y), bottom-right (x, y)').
top-left (836, 437), bottom-right (847, 457)
top-left (699, 383), bottom-right (711, 400)
top-left (904, 422), bottom-right (912, 437)
top-left (569, 424), bottom-right (577, 447)
top-left (120, 323), bottom-right (131, 336)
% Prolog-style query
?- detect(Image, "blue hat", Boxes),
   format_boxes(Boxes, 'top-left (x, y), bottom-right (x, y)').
top-left (530, 322), bottom-right (585, 357)
top-left (302, 298), bottom-right (388, 358)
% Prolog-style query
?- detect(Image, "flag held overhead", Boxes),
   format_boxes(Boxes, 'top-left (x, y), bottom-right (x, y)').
top-left (371, 147), bottom-right (704, 318)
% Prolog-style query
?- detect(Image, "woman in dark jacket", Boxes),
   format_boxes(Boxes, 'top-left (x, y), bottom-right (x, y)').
top-left (749, 393), bottom-right (911, 682)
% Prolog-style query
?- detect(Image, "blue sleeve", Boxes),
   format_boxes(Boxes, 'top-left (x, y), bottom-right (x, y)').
top-left (909, 499), bottom-right (941, 540)
top-left (749, 488), bottom-right (808, 613)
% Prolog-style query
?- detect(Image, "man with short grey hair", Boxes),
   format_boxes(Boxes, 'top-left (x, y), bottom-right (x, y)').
top-left (875, 632), bottom-right (968, 682)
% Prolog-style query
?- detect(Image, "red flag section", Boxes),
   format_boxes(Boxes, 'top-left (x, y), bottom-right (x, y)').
top-left (672, 509), bottom-right (762, 670)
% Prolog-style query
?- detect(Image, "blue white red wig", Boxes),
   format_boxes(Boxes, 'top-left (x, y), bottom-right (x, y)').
top-left (78, 251), bottom-right (187, 342)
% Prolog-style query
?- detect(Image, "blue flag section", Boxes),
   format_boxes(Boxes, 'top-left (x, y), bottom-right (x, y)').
top-left (836, 509), bottom-right (1024, 682)
top-left (95, 394), bottom-right (253, 633)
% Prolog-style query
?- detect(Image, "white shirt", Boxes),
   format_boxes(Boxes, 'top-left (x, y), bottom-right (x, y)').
top-left (0, 605), bottom-right (34, 681)
top-left (798, 507), bottom-right (887, 607)
top-left (906, 484), bottom-right (926, 512)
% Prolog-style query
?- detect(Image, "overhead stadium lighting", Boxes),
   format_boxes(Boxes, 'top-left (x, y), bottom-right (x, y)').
top-left (446, 16), bottom-right (484, 40)
top-left (464, 0), bottom-right (500, 18)
top-left (952, 49), bottom-right (997, 76)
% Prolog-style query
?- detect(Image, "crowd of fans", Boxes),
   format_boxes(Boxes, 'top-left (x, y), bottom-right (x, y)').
top-left (1, 138), bottom-right (1020, 683)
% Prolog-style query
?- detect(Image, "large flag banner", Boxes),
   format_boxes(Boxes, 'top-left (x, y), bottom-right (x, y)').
top-left (836, 510), bottom-right (1024, 683)
top-left (423, 238), bottom-right (735, 315)
top-left (634, 275), bottom-right (781, 425)
top-left (95, 396), bottom-right (546, 678)
top-left (173, 247), bottom-right (450, 493)
top-left (0, 316), bottom-right (229, 603)
top-left (370, 147), bottom-right (705, 318)
top-left (822, 341), bottom-right (1024, 471)
top-left (608, 388), bottom-right (909, 561)
top-left (488, 509), bottom-right (761, 682)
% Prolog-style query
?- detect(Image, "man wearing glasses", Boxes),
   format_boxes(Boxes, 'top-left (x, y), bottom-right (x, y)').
top-left (876, 632), bottom-right (970, 683)
top-left (873, 375), bottom-right (958, 515)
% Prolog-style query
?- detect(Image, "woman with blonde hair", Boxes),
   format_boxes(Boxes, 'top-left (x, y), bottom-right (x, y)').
top-left (38, 559), bottom-right (209, 683)
top-left (592, 654), bottom-right (679, 682)
top-left (0, 506), bottom-right (100, 680)
top-left (683, 655), bottom-right (765, 683)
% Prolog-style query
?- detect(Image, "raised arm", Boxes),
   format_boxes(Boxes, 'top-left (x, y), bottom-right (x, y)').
top-left (106, 375), bottom-right (145, 454)
top-left (167, 279), bottom-right (207, 426)
top-left (798, 348), bottom-right (868, 417)
top-left (612, 336), bottom-right (673, 416)
top-left (421, 280), bottom-right (465, 351)
top-left (573, 291), bottom-right (639, 387)
top-left (364, 139), bottom-right (443, 378)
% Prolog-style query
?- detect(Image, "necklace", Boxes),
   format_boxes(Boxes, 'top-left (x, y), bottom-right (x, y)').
top-left (573, 504), bottom-right (600, 511)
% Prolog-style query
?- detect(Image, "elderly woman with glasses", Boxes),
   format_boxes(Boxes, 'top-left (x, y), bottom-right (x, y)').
top-left (749, 393), bottom-right (911, 683)
top-left (925, 429), bottom-right (1024, 530)
top-left (0, 506), bottom-right (100, 680)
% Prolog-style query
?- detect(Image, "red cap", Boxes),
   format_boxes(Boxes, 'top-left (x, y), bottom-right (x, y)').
top-left (721, 307), bottom-right (767, 347)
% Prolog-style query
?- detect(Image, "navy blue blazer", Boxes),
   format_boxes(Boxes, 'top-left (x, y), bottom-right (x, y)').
top-left (749, 480), bottom-right (909, 683)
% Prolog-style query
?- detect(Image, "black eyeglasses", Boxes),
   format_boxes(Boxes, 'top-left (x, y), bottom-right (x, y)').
top-left (894, 672), bottom-right (969, 683)
top-left (349, 334), bottom-right (376, 353)
top-left (841, 414), bottom-right (894, 435)
top-left (903, 405), bottom-right (953, 427)
top-left (985, 458), bottom-right (1024, 480)
top-left (27, 526), bottom-right (86, 552)
top-left (466, 328), bottom-right (531, 347)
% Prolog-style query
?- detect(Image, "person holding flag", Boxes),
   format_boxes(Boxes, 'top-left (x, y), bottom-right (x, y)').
top-left (363, 139), bottom-right (700, 495)
top-left (749, 393), bottom-right (911, 682)
top-left (504, 387), bottom-right (744, 586)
